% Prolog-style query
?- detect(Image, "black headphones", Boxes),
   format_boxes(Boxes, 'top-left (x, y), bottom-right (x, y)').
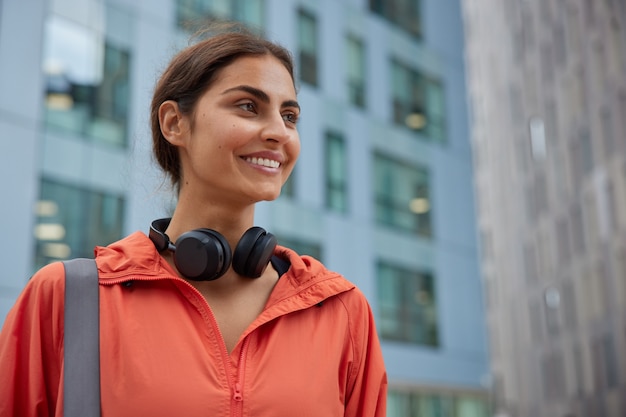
top-left (148, 218), bottom-right (277, 281)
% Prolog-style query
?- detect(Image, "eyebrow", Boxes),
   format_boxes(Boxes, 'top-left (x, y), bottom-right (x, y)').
top-left (222, 85), bottom-right (300, 111)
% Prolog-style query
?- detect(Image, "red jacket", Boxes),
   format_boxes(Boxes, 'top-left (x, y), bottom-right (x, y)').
top-left (0, 232), bottom-right (387, 416)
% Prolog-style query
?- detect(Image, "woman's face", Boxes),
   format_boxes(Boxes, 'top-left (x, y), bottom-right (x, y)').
top-left (175, 54), bottom-right (300, 207)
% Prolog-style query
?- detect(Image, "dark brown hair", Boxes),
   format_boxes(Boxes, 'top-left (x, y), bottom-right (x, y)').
top-left (150, 23), bottom-right (295, 189)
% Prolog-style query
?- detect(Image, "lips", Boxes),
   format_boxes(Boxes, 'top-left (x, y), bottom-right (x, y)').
top-left (243, 156), bottom-right (281, 169)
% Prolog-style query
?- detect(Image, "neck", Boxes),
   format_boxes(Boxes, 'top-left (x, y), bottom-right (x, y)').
top-left (165, 203), bottom-right (256, 247)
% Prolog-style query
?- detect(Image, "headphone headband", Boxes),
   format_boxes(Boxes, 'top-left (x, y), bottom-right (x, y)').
top-left (149, 218), bottom-right (173, 252)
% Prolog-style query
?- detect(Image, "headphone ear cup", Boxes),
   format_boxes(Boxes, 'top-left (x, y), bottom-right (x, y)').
top-left (232, 227), bottom-right (277, 278)
top-left (173, 229), bottom-right (232, 281)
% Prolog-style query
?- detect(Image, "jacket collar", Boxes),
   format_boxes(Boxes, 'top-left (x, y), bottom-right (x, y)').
top-left (95, 231), bottom-right (355, 299)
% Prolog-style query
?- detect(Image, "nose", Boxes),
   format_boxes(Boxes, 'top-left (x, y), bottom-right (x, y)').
top-left (262, 112), bottom-right (292, 143)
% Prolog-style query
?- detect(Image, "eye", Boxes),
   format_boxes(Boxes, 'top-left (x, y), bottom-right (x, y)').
top-left (237, 101), bottom-right (256, 113)
top-left (282, 112), bottom-right (299, 125)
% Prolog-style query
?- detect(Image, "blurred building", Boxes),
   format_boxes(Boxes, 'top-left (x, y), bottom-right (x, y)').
top-left (462, 0), bottom-right (626, 416)
top-left (0, 0), bottom-right (487, 414)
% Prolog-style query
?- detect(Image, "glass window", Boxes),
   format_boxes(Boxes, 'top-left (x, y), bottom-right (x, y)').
top-left (325, 131), bottom-right (348, 213)
top-left (177, 0), bottom-right (229, 26)
top-left (391, 59), bottom-right (446, 142)
top-left (553, 20), bottom-right (567, 67)
top-left (34, 178), bottom-right (125, 270)
top-left (554, 217), bottom-right (571, 264)
top-left (298, 9), bottom-right (318, 86)
top-left (522, 241), bottom-right (538, 282)
top-left (415, 394), bottom-right (456, 416)
top-left (568, 139), bottom-right (583, 193)
top-left (540, 43), bottom-right (555, 84)
top-left (176, 0), bottom-right (265, 31)
top-left (233, 0), bottom-right (264, 29)
top-left (425, 77), bottom-right (446, 142)
top-left (580, 129), bottom-right (594, 173)
top-left (387, 389), bottom-right (489, 417)
top-left (42, 15), bottom-right (131, 147)
top-left (570, 202), bottom-right (586, 255)
top-left (566, 5), bottom-right (583, 58)
top-left (605, 181), bottom-right (618, 232)
top-left (346, 35), bottom-right (366, 108)
top-left (543, 286), bottom-right (561, 335)
top-left (373, 153), bottom-right (431, 236)
top-left (561, 281), bottom-right (577, 331)
top-left (377, 261), bottom-right (438, 346)
top-left (600, 107), bottom-right (615, 160)
top-left (541, 350), bottom-right (566, 400)
top-left (529, 117), bottom-right (547, 160)
top-left (387, 391), bottom-right (411, 416)
top-left (456, 397), bottom-right (489, 417)
top-left (369, 0), bottom-right (422, 38)
top-left (573, 344), bottom-right (585, 395)
top-left (620, 93), bottom-right (626, 154)
top-left (602, 334), bottom-right (619, 389)
top-left (275, 235), bottom-right (321, 260)
top-left (528, 299), bottom-right (544, 342)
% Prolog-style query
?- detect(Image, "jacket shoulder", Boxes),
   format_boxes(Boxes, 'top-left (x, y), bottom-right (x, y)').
top-left (24, 261), bottom-right (67, 299)
top-left (0, 261), bottom-right (68, 416)
top-left (334, 287), bottom-right (387, 415)
top-left (6, 261), bottom-right (68, 330)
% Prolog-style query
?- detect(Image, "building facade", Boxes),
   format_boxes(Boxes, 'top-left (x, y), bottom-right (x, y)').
top-left (0, 0), bottom-right (487, 414)
top-left (462, 0), bottom-right (626, 416)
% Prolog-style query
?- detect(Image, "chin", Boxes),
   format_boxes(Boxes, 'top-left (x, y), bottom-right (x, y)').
top-left (251, 186), bottom-right (281, 203)
top-left (260, 191), bottom-right (281, 202)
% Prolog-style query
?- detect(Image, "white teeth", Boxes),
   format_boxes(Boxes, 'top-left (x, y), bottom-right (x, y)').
top-left (245, 157), bottom-right (280, 168)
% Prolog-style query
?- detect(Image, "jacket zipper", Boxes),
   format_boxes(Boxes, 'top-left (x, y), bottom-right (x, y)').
top-left (173, 278), bottom-right (251, 416)
top-left (231, 336), bottom-right (250, 417)
top-left (103, 275), bottom-right (251, 416)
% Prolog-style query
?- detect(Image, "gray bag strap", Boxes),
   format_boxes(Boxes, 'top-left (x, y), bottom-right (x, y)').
top-left (63, 258), bottom-right (101, 417)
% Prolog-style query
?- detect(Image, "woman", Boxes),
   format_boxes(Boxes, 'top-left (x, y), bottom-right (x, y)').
top-left (0, 25), bottom-right (387, 416)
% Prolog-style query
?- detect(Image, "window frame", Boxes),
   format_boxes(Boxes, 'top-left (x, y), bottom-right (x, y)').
top-left (391, 58), bottom-right (446, 143)
top-left (42, 14), bottom-right (132, 148)
top-left (175, 0), bottom-right (265, 32)
top-left (324, 130), bottom-right (349, 213)
top-left (297, 8), bottom-right (319, 86)
top-left (373, 152), bottom-right (432, 237)
top-left (377, 261), bottom-right (439, 346)
top-left (369, 0), bottom-right (422, 39)
top-left (34, 177), bottom-right (125, 270)
top-left (346, 34), bottom-right (366, 109)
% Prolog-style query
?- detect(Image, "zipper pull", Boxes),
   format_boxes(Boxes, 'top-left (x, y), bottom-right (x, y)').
top-left (233, 383), bottom-right (243, 401)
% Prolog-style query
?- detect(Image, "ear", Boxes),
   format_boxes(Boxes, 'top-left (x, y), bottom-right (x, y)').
top-left (158, 100), bottom-right (189, 146)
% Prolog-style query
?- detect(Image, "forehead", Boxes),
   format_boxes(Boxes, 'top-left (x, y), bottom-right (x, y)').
top-left (211, 54), bottom-right (297, 97)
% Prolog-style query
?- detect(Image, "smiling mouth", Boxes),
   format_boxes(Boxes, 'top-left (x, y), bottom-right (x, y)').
top-left (244, 157), bottom-right (281, 169)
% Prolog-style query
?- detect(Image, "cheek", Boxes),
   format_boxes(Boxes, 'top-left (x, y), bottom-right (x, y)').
top-left (222, 123), bottom-right (256, 147)
top-left (205, 124), bottom-right (243, 152)
top-left (283, 139), bottom-right (301, 180)
top-left (290, 135), bottom-right (301, 160)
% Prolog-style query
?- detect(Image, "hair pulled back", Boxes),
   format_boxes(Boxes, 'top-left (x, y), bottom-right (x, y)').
top-left (150, 23), bottom-right (295, 190)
